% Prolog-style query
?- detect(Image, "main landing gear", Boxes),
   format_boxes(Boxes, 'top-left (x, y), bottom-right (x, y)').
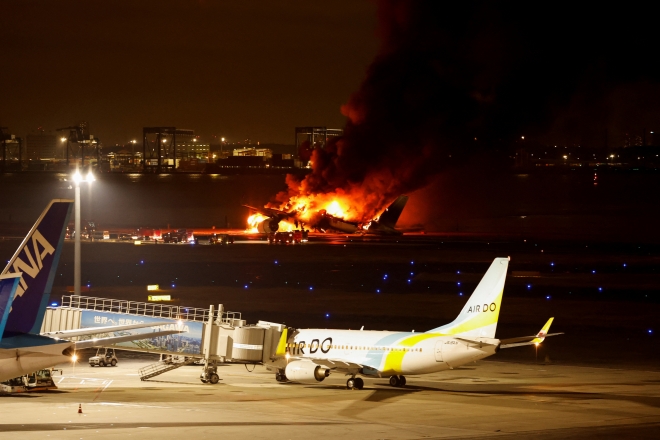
top-left (346, 377), bottom-right (364, 390)
top-left (389, 375), bottom-right (406, 387)
top-left (275, 371), bottom-right (288, 382)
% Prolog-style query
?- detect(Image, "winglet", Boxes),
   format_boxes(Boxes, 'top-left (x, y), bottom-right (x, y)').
top-left (275, 327), bottom-right (288, 356)
top-left (531, 317), bottom-right (554, 344)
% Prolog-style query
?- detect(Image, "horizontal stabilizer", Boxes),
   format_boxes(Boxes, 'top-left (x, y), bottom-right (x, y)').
top-left (455, 337), bottom-right (499, 346)
top-left (73, 329), bottom-right (184, 350)
top-left (499, 333), bottom-right (563, 349)
top-left (499, 318), bottom-right (563, 349)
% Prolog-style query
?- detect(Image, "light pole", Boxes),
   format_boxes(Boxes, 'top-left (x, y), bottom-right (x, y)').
top-left (72, 169), bottom-right (95, 296)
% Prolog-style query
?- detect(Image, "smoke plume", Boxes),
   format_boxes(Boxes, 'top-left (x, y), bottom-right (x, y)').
top-left (274, 1), bottom-right (660, 223)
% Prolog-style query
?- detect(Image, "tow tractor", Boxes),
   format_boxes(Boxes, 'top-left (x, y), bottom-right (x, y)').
top-left (1, 368), bottom-right (62, 393)
top-left (89, 347), bottom-right (118, 367)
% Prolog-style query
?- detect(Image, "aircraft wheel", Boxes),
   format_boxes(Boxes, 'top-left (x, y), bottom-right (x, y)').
top-left (210, 374), bottom-right (220, 384)
top-left (354, 377), bottom-right (364, 389)
top-left (398, 375), bottom-right (406, 387)
top-left (389, 375), bottom-right (400, 387)
top-left (275, 372), bottom-right (287, 382)
top-left (346, 378), bottom-right (355, 389)
top-left (111, 359), bottom-right (117, 367)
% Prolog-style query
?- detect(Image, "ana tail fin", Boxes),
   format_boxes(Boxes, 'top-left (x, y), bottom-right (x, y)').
top-left (427, 257), bottom-right (509, 338)
top-left (0, 274), bottom-right (21, 340)
top-left (1, 199), bottom-right (73, 335)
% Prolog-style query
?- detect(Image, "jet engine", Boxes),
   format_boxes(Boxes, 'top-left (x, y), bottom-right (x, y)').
top-left (285, 361), bottom-right (330, 383)
top-left (258, 219), bottom-right (280, 234)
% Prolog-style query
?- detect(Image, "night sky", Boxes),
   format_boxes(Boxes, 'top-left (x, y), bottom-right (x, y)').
top-left (1, 1), bottom-right (378, 145)
top-left (3, 1), bottom-right (660, 149)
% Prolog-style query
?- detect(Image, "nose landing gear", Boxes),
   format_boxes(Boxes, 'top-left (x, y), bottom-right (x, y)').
top-left (389, 375), bottom-right (406, 387)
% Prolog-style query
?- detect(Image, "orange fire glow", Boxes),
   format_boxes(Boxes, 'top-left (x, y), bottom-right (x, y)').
top-left (246, 213), bottom-right (297, 233)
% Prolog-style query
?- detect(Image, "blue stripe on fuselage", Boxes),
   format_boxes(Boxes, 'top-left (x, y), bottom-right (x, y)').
top-left (0, 332), bottom-right (63, 350)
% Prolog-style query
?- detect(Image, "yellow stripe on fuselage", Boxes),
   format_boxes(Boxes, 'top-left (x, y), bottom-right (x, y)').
top-left (382, 333), bottom-right (438, 374)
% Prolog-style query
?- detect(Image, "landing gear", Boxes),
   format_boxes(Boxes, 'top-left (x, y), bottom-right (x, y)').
top-left (275, 371), bottom-right (287, 382)
top-left (346, 377), bottom-right (364, 390)
top-left (389, 375), bottom-right (406, 387)
top-left (200, 360), bottom-right (219, 384)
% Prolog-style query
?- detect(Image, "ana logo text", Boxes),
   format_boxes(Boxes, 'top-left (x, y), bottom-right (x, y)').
top-left (5, 230), bottom-right (55, 298)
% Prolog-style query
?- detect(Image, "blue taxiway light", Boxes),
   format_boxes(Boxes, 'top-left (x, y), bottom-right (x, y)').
top-left (550, 262), bottom-right (554, 266)
top-left (459, 292), bottom-right (463, 296)
top-left (592, 270), bottom-right (596, 274)
top-left (309, 287), bottom-right (313, 291)
top-left (244, 285), bottom-right (248, 289)
top-left (141, 260), bottom-right (144, 264)
top-left (325, 313), bottom-right (330, 318)
top-left (598, 287), bottom-right (603, 291)
top-left (376, 289), bottom-right (380, 293)
top-left (527, 284), bottom-right (532, 289)
top-left (275, 260), bottom-right (278, 264)
top-left (649, 329), bottom-right (653, 334)
top-left (51, 302), bottom-right (58, 307)
top-left (456, 270), bottom-right (460, 274)
top-left (546, 295), bottom-right (551, 299)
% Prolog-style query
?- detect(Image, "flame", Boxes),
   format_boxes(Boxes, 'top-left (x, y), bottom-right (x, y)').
top-left (246, 213), bottom-right (298, 233)
top-left (246, 213), bottom-right (268, 233)
top-left (325, 200), bottom-right (345, 218)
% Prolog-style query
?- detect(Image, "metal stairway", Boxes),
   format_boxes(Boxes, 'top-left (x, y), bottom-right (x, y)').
top-left (138, 357), bottom-right (197, 381)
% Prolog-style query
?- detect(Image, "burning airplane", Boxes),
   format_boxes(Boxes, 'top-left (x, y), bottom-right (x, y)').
top-left (244, 195), bottom-right (409, 235)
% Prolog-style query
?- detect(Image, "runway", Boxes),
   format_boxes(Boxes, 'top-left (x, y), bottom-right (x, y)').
top-left (1, 358), bottom-right (659, 439)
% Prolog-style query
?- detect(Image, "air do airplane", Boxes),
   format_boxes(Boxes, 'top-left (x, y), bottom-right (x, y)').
top-left (266, 257), bottom-right (561, 389)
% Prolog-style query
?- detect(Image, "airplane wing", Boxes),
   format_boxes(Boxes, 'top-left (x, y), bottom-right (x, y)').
top-left (309, 358), bottom-right (364, 371)
top-left (499, 318), bottom-right (563, 349)
top-left (242, 205), bottom-right (293, 221)
top-left (42, 321), bottom-right (176, 339)
top-left (72, 329), bottom-right (184, 350)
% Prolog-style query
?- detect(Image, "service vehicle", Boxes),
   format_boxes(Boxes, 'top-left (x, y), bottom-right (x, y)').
top-left (89, 348), bottom-right (118, 367)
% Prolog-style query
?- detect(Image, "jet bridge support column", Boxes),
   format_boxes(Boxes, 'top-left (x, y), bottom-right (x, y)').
top-left (200, 305), bottom-right (219, 384)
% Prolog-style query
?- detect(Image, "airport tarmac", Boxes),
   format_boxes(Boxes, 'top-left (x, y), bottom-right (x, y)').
top-left (1, 357), bottom-right (659, 439)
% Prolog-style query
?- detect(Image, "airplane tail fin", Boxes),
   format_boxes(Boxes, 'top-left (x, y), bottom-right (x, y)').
top-left (377, 195), bottom-right (409, 229)
top-left (427, 257), bottom-right (509, 338)
top-left (1, 199), bottom-right (73, 335)
top-left (0, 275), bottom-right (21, 340)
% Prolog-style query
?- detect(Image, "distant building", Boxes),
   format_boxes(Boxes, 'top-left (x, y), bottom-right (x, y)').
top-left (232, 147), bottom-right (272, 159)
top-left (26, 133), bottom-right (57, 160)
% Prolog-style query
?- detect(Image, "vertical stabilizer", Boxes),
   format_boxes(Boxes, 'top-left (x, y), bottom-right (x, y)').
top-left (377, 195), bottom-right (409, 229)
top-left (0, 274), bottom-right (21, 340)
top-left (1, 199), bottom-right (73, 335)
top-left (427, 257), bottom-right (509, 338)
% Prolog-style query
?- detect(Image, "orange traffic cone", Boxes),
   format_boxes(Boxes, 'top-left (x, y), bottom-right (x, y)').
top-left (78, 404), bottom-right (82, 414)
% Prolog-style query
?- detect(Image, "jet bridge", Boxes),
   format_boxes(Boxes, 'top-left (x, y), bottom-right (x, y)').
top-left (41, 295), bottom-right (285, 383)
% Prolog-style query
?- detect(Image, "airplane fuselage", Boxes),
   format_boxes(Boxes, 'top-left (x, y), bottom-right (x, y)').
top-left (287, 329), bottom-right (497, 376)
top-left (0, 337), bottom-right (72, 382)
